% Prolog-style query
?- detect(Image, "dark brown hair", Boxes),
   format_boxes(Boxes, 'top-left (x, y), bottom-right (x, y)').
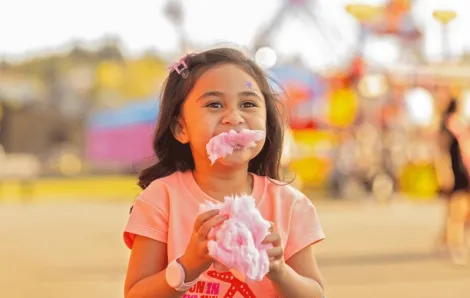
top-left (138, 47), bottom-right (285, 190)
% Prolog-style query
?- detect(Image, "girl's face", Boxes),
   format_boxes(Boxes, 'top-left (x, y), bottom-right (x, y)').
top-left (177, 63), bottom-right (267, 167)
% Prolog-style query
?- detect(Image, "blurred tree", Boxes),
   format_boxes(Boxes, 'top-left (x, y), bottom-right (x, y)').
top-left (97, 36), bottom-right (124, 61)
top-left (164, 0), bottom-right (188, 54)
top-left (461, 51), bottom-right (470, 63)
top-left (67, 40), bottom-right (98, 64)
top-left (0, 58), bottom-right (10, 71)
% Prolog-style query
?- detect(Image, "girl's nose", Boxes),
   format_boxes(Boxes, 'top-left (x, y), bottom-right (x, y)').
top-left (222, 109), bottom-right (245, 126)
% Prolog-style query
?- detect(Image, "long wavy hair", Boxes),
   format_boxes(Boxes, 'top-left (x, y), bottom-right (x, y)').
top-left (138, 48), bottom-right (285, 190)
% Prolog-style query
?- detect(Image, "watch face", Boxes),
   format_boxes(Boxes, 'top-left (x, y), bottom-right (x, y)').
top-left (166, 261), bottom-right (183, 288)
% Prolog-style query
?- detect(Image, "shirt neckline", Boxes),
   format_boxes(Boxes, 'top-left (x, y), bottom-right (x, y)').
top-left (179, 170), bottom-right (265, 205)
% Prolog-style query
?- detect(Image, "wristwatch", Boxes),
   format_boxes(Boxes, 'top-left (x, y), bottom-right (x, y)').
top-left (165, 258), bottom-right (199, 292)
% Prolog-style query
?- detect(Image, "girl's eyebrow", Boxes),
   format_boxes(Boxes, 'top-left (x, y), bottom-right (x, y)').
top-left (239, 91), bottom-right (263, 101)
top-left (196, 91), bottom-right (224, 102)
top-left (196, 91), bottom-right (262, 102)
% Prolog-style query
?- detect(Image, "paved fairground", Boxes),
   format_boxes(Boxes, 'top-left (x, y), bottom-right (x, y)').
top-left (1, 197), bottom-right (469, 298)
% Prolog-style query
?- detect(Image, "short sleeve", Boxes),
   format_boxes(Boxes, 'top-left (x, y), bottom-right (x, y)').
top-left (284, 197), bottom-right (325, 261)
top-left (123, 181), bottom-right (169, 249)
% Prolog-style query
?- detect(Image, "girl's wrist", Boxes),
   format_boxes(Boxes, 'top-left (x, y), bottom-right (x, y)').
top-left (267, 262), bottom-right (288, 282)
top-left (178, 254), bottom-right (203, 282)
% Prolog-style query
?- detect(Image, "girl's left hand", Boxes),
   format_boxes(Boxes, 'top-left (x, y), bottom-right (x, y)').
top-left (263, 222), bottom-right (286, 280)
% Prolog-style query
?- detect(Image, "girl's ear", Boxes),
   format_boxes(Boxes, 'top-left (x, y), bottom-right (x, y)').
top-left (171, 117), bottom-right (189, 144)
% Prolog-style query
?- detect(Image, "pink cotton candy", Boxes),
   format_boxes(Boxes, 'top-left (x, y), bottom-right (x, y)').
top-left (200, 194), bottom-right (272, 281)
top-left (206, 129), bottom-right (265, 164)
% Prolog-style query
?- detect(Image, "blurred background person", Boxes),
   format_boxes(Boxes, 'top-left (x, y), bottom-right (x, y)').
top-left (436, 98), bottom-right (470, 265)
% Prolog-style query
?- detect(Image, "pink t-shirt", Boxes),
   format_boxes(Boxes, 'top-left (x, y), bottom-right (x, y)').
top-left (124, 171), bottom-right (325, 298)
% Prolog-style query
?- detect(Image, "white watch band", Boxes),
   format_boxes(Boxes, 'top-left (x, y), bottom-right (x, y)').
top-left (166, 259), bottom-right (199, 292)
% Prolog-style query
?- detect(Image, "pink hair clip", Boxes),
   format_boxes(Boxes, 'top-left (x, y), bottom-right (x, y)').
top-left (168, 57), bottom-right (189, 79)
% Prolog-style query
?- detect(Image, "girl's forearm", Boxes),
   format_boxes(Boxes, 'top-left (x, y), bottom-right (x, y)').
top-left (271, 264), bottom-right (325, 298)
top-left (126, 254), bottom-right (203, 298)
top-left (126, 270), bottom-right (185, 298)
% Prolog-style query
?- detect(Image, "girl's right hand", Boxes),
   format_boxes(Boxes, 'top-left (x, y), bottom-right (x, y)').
top-left (178, 209), bottom-right (227, 282)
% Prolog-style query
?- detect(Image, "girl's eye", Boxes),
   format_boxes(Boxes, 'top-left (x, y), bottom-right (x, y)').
top-left (241, 101), bottom-right (256, 108)
top-left (206, 102), bottom-right (223, 108)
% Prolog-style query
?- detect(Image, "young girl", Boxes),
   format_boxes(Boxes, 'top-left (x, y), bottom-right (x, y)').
top-left (123, 48), bottom-right (326, 298)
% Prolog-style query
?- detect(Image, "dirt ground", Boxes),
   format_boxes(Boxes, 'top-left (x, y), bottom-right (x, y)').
top-left (1, 199), bottom-right (469, 298)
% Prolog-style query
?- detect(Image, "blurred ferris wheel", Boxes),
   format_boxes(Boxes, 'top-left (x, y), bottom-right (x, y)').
top-left (252, 0), bottom-right (355, 69)
top-left (253, 0), bottom-right (424, 70)
top-left (163, 0), bottom-right (352, 66)
top-left (163, 0), bottom-right (424, 70)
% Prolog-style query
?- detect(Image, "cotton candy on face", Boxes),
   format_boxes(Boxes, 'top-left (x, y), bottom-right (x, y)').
top-left (206, 129), bottom-right (265, 164)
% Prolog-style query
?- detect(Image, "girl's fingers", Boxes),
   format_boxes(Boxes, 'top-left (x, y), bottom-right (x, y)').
top-left (262, 233), bottom-right (281, 247)
top-left (194, 209), bottom-right (220, 231)
top-left (198, 214), bottom-right (227, 239)
top-left (267, 246), bottom-right (284, 259)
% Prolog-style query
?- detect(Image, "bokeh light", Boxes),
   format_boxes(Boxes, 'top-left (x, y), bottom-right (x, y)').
top-left (255, 47), bottom-right (277, 69)
top-left (404, 87), bottom-right (434, 126)
top-left (357, 73), bottom-right (389, 98)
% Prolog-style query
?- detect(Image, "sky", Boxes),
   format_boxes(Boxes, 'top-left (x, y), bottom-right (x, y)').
top-left (0, 0), bottom-right (469, 70)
